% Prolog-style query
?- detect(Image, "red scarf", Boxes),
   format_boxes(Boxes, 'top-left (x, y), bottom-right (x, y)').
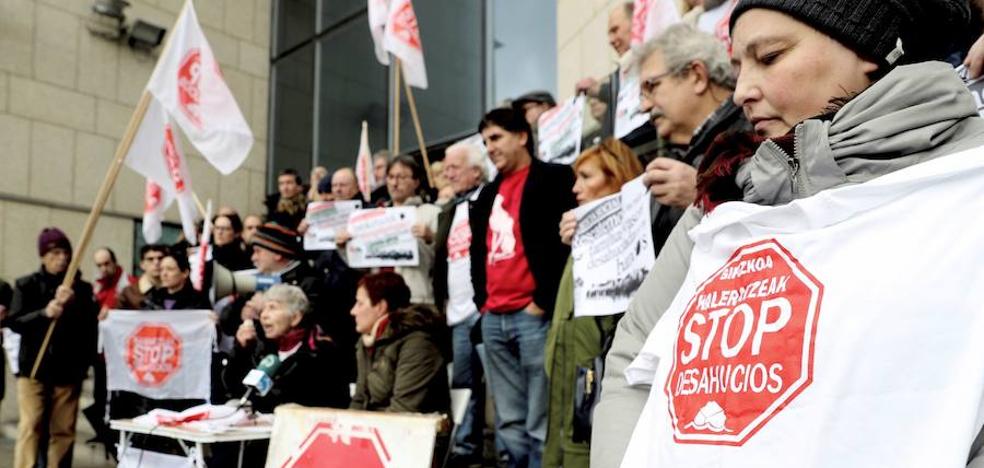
top-left (277, 328), bottom-right (307, 352)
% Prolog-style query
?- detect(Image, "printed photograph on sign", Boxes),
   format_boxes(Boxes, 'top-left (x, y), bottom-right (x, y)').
top-left (304, 200), bottom-right (362, 251)
top-left (537, 95), bottom-right (585, 165)
top-left (345, 207), bottom-right (420, 268)
top-left (665, 239), bottom-right (823, 446)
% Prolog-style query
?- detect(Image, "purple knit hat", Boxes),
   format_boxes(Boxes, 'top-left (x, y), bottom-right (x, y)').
top-left (38, 227), bottom-right (72, 257)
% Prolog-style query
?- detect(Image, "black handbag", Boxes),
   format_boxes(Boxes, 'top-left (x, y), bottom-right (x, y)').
top-left (570, 315), bottom-right (621, 443)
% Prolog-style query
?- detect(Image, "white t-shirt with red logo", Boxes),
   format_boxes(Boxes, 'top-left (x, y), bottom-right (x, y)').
top-left (446, 199), bottom-right (479, 326)
top-left (621, 149), bottom-right (984, 467)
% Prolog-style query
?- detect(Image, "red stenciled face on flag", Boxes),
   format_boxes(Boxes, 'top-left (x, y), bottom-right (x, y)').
top-left (178, 48), bottom-right (203, 128)
top-left (126, 324), bottom-right (182, 387)
top-left (665, 239), bottom-right (823, 446)
top-left (283, 422), bottom-right (390, 468)
top-left (162, 124), bottom-right (187, 193)
top-left (144, 181), bottom-right (162, 212)
top-left (390, 1), bottom-right (422, 50)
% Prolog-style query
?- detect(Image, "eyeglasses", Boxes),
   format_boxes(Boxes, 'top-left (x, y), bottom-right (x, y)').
top-left (386, 174), bottom-right (414, 182)
top-left (640, 71), bottom-right (674, 98)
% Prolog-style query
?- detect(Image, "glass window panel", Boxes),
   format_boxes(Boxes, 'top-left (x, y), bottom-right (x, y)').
top-left (275, 0), bottom-right (316, 56)
top-left (271, 42), bottom-right (315, 183)
top-left (319, 0), bottom-right (365, 31)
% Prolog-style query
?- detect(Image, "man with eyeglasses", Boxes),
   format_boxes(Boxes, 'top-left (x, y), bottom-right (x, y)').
top-left (119, 244), bottom-right (168, 309)
top-left (634, 24), bottom-right (750, 255)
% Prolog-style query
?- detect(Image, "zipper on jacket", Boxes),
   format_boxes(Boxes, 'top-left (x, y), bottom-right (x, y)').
top-left (763, 139), bottom-right (804, 194)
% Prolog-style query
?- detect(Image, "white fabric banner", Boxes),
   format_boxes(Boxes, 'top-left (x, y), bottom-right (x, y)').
top-left (368, 0), bottom-right (391, 65)
top-left (355, 122), bottom-right (376, 200)
top-left (346, 207), bottom-right (419, 267)
top-left (630, 0), bottom-right (682, 47)
top-left (125, 97), bottom-right (199, 243)
top-left (383, 0), bottom-right (428, 89)
top-left (146, 1), bottom-right (253, 175)
top-left (100, 310), bottom-right (216, 400)
top-left (572, 177), bottom-right (654, 317)
top-left (142, 179), bottom-right (173, 244)
top-left (266, 405), bottom-right (441, 468)
top-left (614, 63), bottom-right (651, 139)
top-left (621, 149), bottom-right (984, 467)
top-left (304, 200), bottom-right (363, 251)
top-left (537, 95), bottom-right (585, 165)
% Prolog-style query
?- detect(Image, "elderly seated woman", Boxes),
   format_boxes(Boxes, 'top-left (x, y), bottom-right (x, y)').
top-left (225, 284), bottom-right (350, 413)
top-left (349, 272), bottom-right (451, 414)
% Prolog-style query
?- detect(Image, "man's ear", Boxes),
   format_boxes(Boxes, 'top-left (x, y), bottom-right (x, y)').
top-left (691, 60), bottom-right (711, 95)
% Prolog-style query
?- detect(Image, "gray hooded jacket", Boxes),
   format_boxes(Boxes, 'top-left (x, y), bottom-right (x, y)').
top-left (592, 61), bottom-right (984, 468)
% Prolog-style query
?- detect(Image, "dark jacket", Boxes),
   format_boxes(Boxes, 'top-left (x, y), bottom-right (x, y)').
top-left (432, 186), bottom-right (481, 314)
top-left (469, 159), bottom-right (576, 314)
top-left (143, 282), bottom-right (212, 310)
top-left (224, 323), bottom-right (351, 413)
top-left (5, 268), bottom-right (98, 385)
top-left (350, 304), bottom-right (451, 414)
top-left (264, 192), bottom-right (307, 230)
top-left (650, 98), bottom-right (750, 256)
top-left (213, 240), bottom-right (254, 272)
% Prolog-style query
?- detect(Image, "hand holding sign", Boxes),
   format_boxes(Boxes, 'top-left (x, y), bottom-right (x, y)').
top-left (643, 157), bottom-right (698, 208)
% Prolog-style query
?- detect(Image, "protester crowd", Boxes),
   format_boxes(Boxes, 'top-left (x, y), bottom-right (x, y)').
top-left (5, 0), bottom-right (984, 467)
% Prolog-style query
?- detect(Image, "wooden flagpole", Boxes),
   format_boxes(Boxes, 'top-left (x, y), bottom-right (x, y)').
top-left (401, 73), bottom-right (434, 188)
top-left (392, 58), bottom-right (402, 155)
top-left (30, 0), bottom-right (191, 379)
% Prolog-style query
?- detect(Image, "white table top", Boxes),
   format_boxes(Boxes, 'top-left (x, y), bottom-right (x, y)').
top-left (110, 418), bottom-right (273, 444)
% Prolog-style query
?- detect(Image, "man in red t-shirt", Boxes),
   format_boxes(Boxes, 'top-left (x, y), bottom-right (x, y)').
top-left (470, 107), bottom-right (576, 467)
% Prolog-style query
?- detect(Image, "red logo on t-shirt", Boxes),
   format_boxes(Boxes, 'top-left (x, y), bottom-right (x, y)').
top-left (447, 220), bottom-right (471, 261)
top-left (665, 239), bottom-right (823, 446)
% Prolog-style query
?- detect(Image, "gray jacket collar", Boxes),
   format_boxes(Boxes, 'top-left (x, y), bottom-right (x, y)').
top-left (736, 61), bottom-right (984, 206)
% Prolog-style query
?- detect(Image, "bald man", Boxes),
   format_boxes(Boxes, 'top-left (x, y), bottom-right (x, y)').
top-left (331, 167), bottom-right (362, 201)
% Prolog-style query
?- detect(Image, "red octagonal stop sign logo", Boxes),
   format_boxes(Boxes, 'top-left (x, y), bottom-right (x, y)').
top-left (126, 324), bottom-right (182, 387)
top-left (281, 421), bottom-right (390, 468)
top-left (665, 239), bottom-right (823, 445)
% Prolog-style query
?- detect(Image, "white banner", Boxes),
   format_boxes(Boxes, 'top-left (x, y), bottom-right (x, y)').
top-left (304, 200), bottom-right (362, 251)
top-left (142, 179), bottom-right (173, 244)
top-left (355, 121), bottom-right (376, 201)
top-left (266, 405), bottom-right (442, 468)
top-left (345, 207), bottom-right (419, 267)
top-left (100, 310), bottom-right (216, 400)
top-left (614, 63), bottom-right (652, 139)
top-left (146, 1), bottom-right (253, 175)
top-left (630, 0), bottom-right (682, 47)
top-left (622, 148), bottom-right (984, 467)
top-left (367, 0), bottom-right (391, 65)
top-left (383, 0), bottom-right (427, 89)
top-left (537, 95), bottom-right (585, 165)
top-left (572, 177), bottom-right (654, 317)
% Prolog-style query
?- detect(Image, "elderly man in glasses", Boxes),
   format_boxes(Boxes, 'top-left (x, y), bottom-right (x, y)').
top-left (635, 24), bottom-right (750, 254)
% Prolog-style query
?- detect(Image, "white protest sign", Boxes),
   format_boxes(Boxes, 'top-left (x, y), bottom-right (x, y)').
top-left (346, 207), bottom-right (419, 267)
top-left (304, 200), bottom-right (362, 251)
top-left (621, 148), bottom-right (984, 467)
top-left (537, 95), bottom-right (585, 165)
top-left (100, 310), bottom-right (215, 400)
top-left (614, 63), bottom-right (651, 138)
top-left (572, 177), bottom-right (654, 317)
top-left (266, 405), bottom-right (443, 468)
top-left (956, 64), bottom-right (984, 117)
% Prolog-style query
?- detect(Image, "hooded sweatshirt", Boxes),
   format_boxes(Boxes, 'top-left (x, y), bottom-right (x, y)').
top-left (592, 61), bottom-right (984, 468)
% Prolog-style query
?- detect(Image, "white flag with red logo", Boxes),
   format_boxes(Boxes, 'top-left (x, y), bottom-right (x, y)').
top-left (355, 121), bottom-right (375, 200)
top-left (125, 98), bottom-right (199, 243)
top-left (620, 148), bottom-right (984, 467)
top-left (630, 0), bottom-right (682, 47)
top-left (146, 1), bottom-right (253, 175)
top-left (383, 0), bottom-right (427, 89)
top-left (191, 200), bottom-right (212, 291)
top-left (142, 179), bottom-right (174, 244)
top-left (368, 0), bottom-right (391, 65)
top-left (100, 310), bottom-right (215, 400)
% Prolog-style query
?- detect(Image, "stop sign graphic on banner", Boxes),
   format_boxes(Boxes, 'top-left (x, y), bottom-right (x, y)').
top-left (281, 421), bottom-right (391, 468)
top-left (126, 324), bottom-right (182, 387)
top-left (665, 239), bottom-right (823, 445)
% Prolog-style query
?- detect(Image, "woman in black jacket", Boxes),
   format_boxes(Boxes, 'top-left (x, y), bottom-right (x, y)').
top-left (142, 251), bottom-right (211, 311)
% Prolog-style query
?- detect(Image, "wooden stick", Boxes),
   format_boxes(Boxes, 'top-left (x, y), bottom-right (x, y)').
top-left (29, 91), bottom-right (154, 379)
top-left (401, 75), bottom-right (434, 188)
top-left (192, 191), bottom-right (207, 220)
top-left (393, 58), bottom-right (401, 155)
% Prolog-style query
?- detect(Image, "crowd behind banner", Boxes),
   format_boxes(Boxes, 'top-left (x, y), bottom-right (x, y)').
top-left (4, 0), bottom-right (984, 467)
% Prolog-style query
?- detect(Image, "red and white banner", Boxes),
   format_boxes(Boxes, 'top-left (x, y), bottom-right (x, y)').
top-left (631, 0), bottom-right (682, 47)
top-left (266, 406), bottom-right (442, 468)
top-left (142, 179), bottom-right (173, 244)
top-left (100, 310), bottom-right (215, 400)
top-left (125, 98), bottom-right (199, 243)
top-left (192, 200), bottom-right (212, 291)
top-left (383, 0), bottom-right (427, 89)
top-left (621, 148), bottom-right (984, 467)
top-left (146, 0), bottom-right (253, 175)
top-left (368, 0), bottom-right (391, 65)
top-left (355, 121), bottom-right (375, 200)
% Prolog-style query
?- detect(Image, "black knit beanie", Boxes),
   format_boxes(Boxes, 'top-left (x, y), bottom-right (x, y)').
top-left (729, 0), bottom-right (971, 68)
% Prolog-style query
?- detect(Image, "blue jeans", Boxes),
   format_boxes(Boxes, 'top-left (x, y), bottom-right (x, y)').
top-left (482, 309), bottom-right (549, 468)
top-left (451, 313), bottom-right (485, 458)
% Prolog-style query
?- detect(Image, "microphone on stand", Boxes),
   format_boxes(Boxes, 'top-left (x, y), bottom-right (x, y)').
top-left (237, 354), bottom-right (281, 408)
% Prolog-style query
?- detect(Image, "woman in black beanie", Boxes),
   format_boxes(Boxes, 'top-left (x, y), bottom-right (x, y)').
top-left (594, 1), bottom-right (984, 467)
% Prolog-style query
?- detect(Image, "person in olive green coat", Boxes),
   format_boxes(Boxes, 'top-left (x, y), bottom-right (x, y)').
top-left (350, 271), bottom-right (451, 415)
top-left (544, 138), bottom-right (643, 468)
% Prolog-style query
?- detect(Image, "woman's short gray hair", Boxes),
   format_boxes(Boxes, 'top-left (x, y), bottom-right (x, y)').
top-left (444, 142), bottom-right (489, 182)
top-left (633, 24), bottom-right (735, 89)
top-left (264, 284), bottom-right (309, 319)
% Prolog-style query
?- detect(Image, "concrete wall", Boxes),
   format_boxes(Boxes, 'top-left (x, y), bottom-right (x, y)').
top-left (556, 0), bottom-right (626, 102)
top-left (0, 0), bottom-right (271, 282)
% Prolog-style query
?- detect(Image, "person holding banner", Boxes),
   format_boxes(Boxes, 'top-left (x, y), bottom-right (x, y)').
top-left (6, 228), bottom-right (98, 468)
top-left (119, 244), bottom-right (168, 310)
top-left (544, 138), bottom-right (643, 468)
top-left (142, 250), bottom-right (212, 311)
top-left (227, 284), bottom-right (351, 413)
top-left (594, 0), bottom-right (981, 466)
